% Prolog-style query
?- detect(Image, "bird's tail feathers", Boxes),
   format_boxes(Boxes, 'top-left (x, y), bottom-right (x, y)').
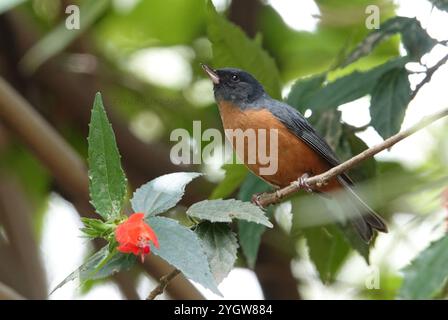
top-left (338, 177), bottom-right (388, 242)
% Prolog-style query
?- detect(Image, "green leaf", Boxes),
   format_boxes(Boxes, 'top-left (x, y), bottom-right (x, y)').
top-left (0, 0), bottom-right (26, 14)
top-left (258, 3), bottom-right (398, 81)
top-left (399, 235), bottom-right (448, 299)
top-left (95, 0), bottom-right (205, 57)
top-left (88, 93), bottom-right (127, 221)
top-left (195, 222), bottom-right (238, 284)
top-left (337, 220), bottom-right (371, 263)
top-left (290, 192), bottom-right (371, 263)
top-left (85, 250), bottom-right (136, 281)
top-left (311, 110), bottom-right (344, 152)
top-left (344, 130), bottom-right (377, 182)
top-left (131, 172), bottom-right (202, 216)
top-left (187, 199), bottom-right (273, 228)
top-left (238, 219), bottom-right (269, 269)
top-left (399, 18), bottom-right (438, 60)
top-left (370, 67), bottom-right (411, 139)
top-left (428, 0), bottom-right (448, 12)
top-left (237, 173), bottom-right (271, 201)
top-left (80, 217), bottom-right (115, 239)
top-left (286, 73), bottom-right (326, 113)
top-left (51, 246), bottom-right (136, 294)
top-left (210, 164), bottom-right (248, 199)
top-left (237, 173), bottom-right (272, 268)
top-left (342, 17), bottom-right (436, 65)
top-left (304, 225), bottom-right (351, 283)
top-left (147, 216), bottom-right (220, 295)
top-left (206, 0), bottom-right (281, 98)
top-left (21, 0), bottom-right (110, 73)
top-left (305, 57), bottom-right (409, 112)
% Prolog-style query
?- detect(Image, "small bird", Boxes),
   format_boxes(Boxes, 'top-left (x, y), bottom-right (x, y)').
top-left (202, 64), bottom-right (387, 242)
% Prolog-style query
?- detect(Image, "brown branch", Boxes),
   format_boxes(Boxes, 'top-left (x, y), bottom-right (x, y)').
top-left (0, 175), bottom-right (47, 299)
top-left (142, 255), bottom-right (204, 299)
top-left (0, 77), bottom-right (89, 202)
top-left (256, 107), bottom-right (448, 207)
top-left (146, 268), bottom-right (181, 300)
top-left (229, 0), bottom-right (261, 38)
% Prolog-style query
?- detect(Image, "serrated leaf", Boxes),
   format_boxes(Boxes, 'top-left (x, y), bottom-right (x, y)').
top-left (147, 216), bottom-right (220, 295)
top-left (131, 172), bottom-right (202, 216)
top-left (304, 225), bottom-right (351, 283)
top-left (195, 222), bottom-right (238, 284)
top-left (305, 57), bottom-right (409, 112)
top-left (210, 164), bottom-right (248, 200)
top-left (21, 0), bottom-right (110, 73)
top-left (187, 199), bottom-right (273, 228)
top-left (237, 173), bottom-right (272, 268)
top-left (206, 0), bottom-right (281, 98)
top-left (88, 93), bottom-right (127, 221)
top-left (51, 246), bottom-right (136, 294)
top-left (370, 67), bottom-right (411, 139)
top-left (399, 235), bottom-right (448, 299)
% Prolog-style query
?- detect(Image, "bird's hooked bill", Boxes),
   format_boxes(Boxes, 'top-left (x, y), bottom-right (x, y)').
top-left (201, 64), bottom-right (220, 84)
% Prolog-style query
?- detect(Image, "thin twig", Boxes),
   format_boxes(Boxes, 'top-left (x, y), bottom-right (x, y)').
top-left (411, 53), bottom-right (448, 100)
top-left (256, 107), bottom-right (448, 207)
top-left (345, 122), bottom-right (371, 133)
top-left (147, 269), bottom-right (181, 300)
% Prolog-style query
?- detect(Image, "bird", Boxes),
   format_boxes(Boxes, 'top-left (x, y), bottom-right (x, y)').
top-left (202, 64), bottom-right (388, 242)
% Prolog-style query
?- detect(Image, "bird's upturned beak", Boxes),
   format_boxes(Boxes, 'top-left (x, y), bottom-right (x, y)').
top-left (201, 64), bottom-right (220, 84)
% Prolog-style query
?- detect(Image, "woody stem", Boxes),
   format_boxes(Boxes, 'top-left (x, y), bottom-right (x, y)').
top-left (146, 268), bottom-right (182, 300)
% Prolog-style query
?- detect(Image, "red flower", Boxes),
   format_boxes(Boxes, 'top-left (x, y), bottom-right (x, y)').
top-left (115, 213), bottom-right (159, 262)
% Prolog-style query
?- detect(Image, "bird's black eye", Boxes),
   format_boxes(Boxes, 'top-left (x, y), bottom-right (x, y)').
top-left (231, 74), bottom-right (239, 82)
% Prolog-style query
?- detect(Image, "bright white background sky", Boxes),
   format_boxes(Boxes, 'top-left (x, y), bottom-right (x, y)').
top-left (44, 0), bottom-right (448, 299)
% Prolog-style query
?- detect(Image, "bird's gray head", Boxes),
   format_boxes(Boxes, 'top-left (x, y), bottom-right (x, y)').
top-left (201, 64), bottom-right (265, 105)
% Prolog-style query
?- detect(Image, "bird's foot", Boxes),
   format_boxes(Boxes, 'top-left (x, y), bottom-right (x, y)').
top-left (292, 173), bottom-right (313, 193)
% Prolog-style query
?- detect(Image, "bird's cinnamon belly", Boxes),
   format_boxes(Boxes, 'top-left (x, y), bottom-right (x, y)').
top-left (218, 101), bottom-right (340, 191)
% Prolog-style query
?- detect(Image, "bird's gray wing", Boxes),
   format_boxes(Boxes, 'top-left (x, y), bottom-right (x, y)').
top-left (264, 98), bottom-right (353, 184)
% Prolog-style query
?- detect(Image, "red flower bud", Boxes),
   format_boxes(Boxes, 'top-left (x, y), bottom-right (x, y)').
top-left (115, 213), bottom-right (159, 263)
